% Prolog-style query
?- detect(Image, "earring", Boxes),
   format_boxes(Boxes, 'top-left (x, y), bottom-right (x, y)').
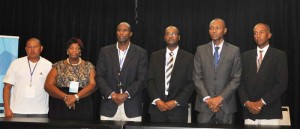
top-left (67, 52), bottom-right (69, 55)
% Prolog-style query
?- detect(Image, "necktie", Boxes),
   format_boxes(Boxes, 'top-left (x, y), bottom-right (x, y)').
top-left (214, 47), bottom-right (220, 69)
top-left (165, 52), bottom-right (174, 96)
top-left (257, 50), bottom-right (263, 72)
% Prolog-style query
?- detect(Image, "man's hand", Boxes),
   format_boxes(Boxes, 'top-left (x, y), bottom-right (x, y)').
top-left (205, 96), bottom-right (223, 112)
top-left (155, 100), bottom-right (170, 112)
top-left (245, 100), bottom-right (264, 115)
top-left (165, 100), bottom-right (177, 110)
top-left (4, 108), bottom-right (13, 118)
top-left (112, 93), bottom-right (128, 105)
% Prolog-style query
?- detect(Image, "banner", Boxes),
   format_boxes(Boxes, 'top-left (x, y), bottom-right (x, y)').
top-left (0, 35), bottom-right (19, 113)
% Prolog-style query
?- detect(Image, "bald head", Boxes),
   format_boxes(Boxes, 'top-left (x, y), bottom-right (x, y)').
top-left (209, 18), bottom-right (227, 44)
top-left (210, 18), bottom-right (226, 28)
top-left (117, 22), bottom-right (132, 32)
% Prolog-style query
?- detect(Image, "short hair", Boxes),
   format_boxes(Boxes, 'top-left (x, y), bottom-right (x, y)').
top-left (66, 37), bottom-right (84, 51)
top-left (165, 26), bottom-right (180, 35)
top-left (117, 22), bottom-right (132, 32)
top-left (254, 23), bottom-right (271, 33)
top-left (27, 38), bottom-right (42, 46)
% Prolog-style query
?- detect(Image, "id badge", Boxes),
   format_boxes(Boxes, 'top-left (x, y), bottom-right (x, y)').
top-left (69, 81), bottom-right (79, 93)
top-left (25, 86), bottom-right (35, 98)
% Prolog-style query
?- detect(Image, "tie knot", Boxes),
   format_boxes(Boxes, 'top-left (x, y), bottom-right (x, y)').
top-left (215, 47), bottom-right (220, 51)
top-left (259, 50), bottom-right (263, 53)
top-left (169, 52), bottom-right (174, 56)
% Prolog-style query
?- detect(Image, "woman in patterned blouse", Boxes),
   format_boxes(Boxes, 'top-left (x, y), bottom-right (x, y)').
top-left (45, 37), bottom-right (96, 120)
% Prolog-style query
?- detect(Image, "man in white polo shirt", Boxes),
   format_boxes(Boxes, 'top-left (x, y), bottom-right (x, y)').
top-left (3, 38), bottom-right (52, 118)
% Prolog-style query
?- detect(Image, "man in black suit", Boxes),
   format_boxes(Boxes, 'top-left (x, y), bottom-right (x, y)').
top-left (147, 26), bottom-right (194, 122)
top-left (96, 22), bottom-right (148, 121)
top-left (238, 23), bottom-right (288, 125)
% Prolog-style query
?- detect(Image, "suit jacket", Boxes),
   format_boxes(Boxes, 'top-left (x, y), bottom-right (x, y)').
top-left (147, 48), bottom-right (194, 115)
top-left (193, 41), bottom-right (241, 114)
top-left (96, 43), bottom-right (148, 118)
top-left (238, 47), bottom-right (288, 120)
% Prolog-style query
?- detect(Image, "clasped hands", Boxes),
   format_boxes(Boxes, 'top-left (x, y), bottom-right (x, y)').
top-left (155, 100), bottom-right (177, 112)
top-left (205, 96), bottom-right (223, 113)
top-left (64, 95), bottom-right (76, 110)
top-left (111, 93), bottom-right (129, 105)
top-left (245, 99), bottom-right (264, 115)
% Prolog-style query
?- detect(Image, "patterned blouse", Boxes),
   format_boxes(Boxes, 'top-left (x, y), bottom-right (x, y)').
top-left (53, 60), bottom-right (95, 88)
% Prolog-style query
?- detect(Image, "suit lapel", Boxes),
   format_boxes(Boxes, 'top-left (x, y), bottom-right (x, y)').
top-left (207, 43), bottom-right (214, 70)
top-left (122, 44), bottom-right (136, 71)
top-left (247, 50), bottom-right (260, 89)
top-left (256, 47), bottom-right (273, 82)
top-left (171, 49), bottom-right (183, 77)
top-left (217, 42), bottom-right (229, 70)
top-left (110, 44), bottom-right (120, 71)
top-left (165, 49), bottom-right (182, 93)
top-left (160, 49), bottom-right (167, 76)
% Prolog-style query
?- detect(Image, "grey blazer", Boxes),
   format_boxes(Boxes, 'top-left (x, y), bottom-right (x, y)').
top-left (193, 41), bottom-right (241, 114)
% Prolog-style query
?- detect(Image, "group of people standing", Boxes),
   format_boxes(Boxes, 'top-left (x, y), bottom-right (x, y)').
top-left (2, 18), bottom-right (287, 126)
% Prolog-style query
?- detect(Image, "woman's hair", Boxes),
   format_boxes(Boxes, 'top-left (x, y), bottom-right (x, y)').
top-left (66, 37), bottom-right (84, 51)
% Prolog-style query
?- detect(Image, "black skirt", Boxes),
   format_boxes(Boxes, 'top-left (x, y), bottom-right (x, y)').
top-left (48, 87), bottom-right (95, 121)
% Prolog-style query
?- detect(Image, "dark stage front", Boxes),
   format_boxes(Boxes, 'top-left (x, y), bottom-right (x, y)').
top-left (0, 118), bottom-right (291, 129)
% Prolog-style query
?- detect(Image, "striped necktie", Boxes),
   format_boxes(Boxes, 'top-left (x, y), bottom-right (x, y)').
top-left (165, 52), bottom-right (174, 95)
top-left (257, 50), bottom-right (263, 72)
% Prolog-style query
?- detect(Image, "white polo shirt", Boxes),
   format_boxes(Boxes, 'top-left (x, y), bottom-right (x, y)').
top-left (3, 56), bottom-right (52, 114)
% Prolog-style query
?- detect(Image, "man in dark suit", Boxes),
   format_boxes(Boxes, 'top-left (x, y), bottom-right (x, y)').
top-left (96, 22), bottom-right (148, 121)
top-left (238, 23), bottom-right (288, 125)
top-left (193, 18), bottom-right (242, 124)
top-left (147, 26), bottom-right (194, 123)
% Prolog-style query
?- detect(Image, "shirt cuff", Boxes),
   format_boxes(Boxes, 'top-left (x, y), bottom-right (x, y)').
top-left (244, 101), bottom-right (250, 106)
top-left (203, 96), bottom-right (211, 102)
top-left (108, 92), bottom-right (115, 99)
top-left (261, 98), bottom-right (266, 105)
top-left (174, 100), bottom-right (180, 106)
top-left (125, 91), bottom-right (131, 99)
top-left (152, 98), bottom-right (161, 105)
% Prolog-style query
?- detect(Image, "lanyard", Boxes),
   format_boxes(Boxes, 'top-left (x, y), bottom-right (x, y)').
top-left (118, 49), bottom-right (128, 70)
top-left (28, 59), bottom-right (39, 87)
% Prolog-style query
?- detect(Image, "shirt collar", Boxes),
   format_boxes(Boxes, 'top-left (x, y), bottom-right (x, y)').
top-left (116, 42), bottom-right (131, 51)
top-left (212, 40), bottom-right (224, 53)
top-left (257, 44), bottom-right (269, 54)
top-left (166, 46), bottom-right (179, 57)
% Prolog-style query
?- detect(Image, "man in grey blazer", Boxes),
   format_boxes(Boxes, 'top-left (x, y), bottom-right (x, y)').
top-left (96, 22), bottom-right (148, 121)
top-left (193, 18), bottom-right (242, 124)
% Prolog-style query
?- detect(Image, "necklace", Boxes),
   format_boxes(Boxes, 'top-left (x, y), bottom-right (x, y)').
top-left (67, 57), bottom-right (82, 66)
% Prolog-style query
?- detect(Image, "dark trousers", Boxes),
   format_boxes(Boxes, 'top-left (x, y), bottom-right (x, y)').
top-left (150, 107), bottom-right (188, 123)
top-left (197, 112), bottom-right (234, 124)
